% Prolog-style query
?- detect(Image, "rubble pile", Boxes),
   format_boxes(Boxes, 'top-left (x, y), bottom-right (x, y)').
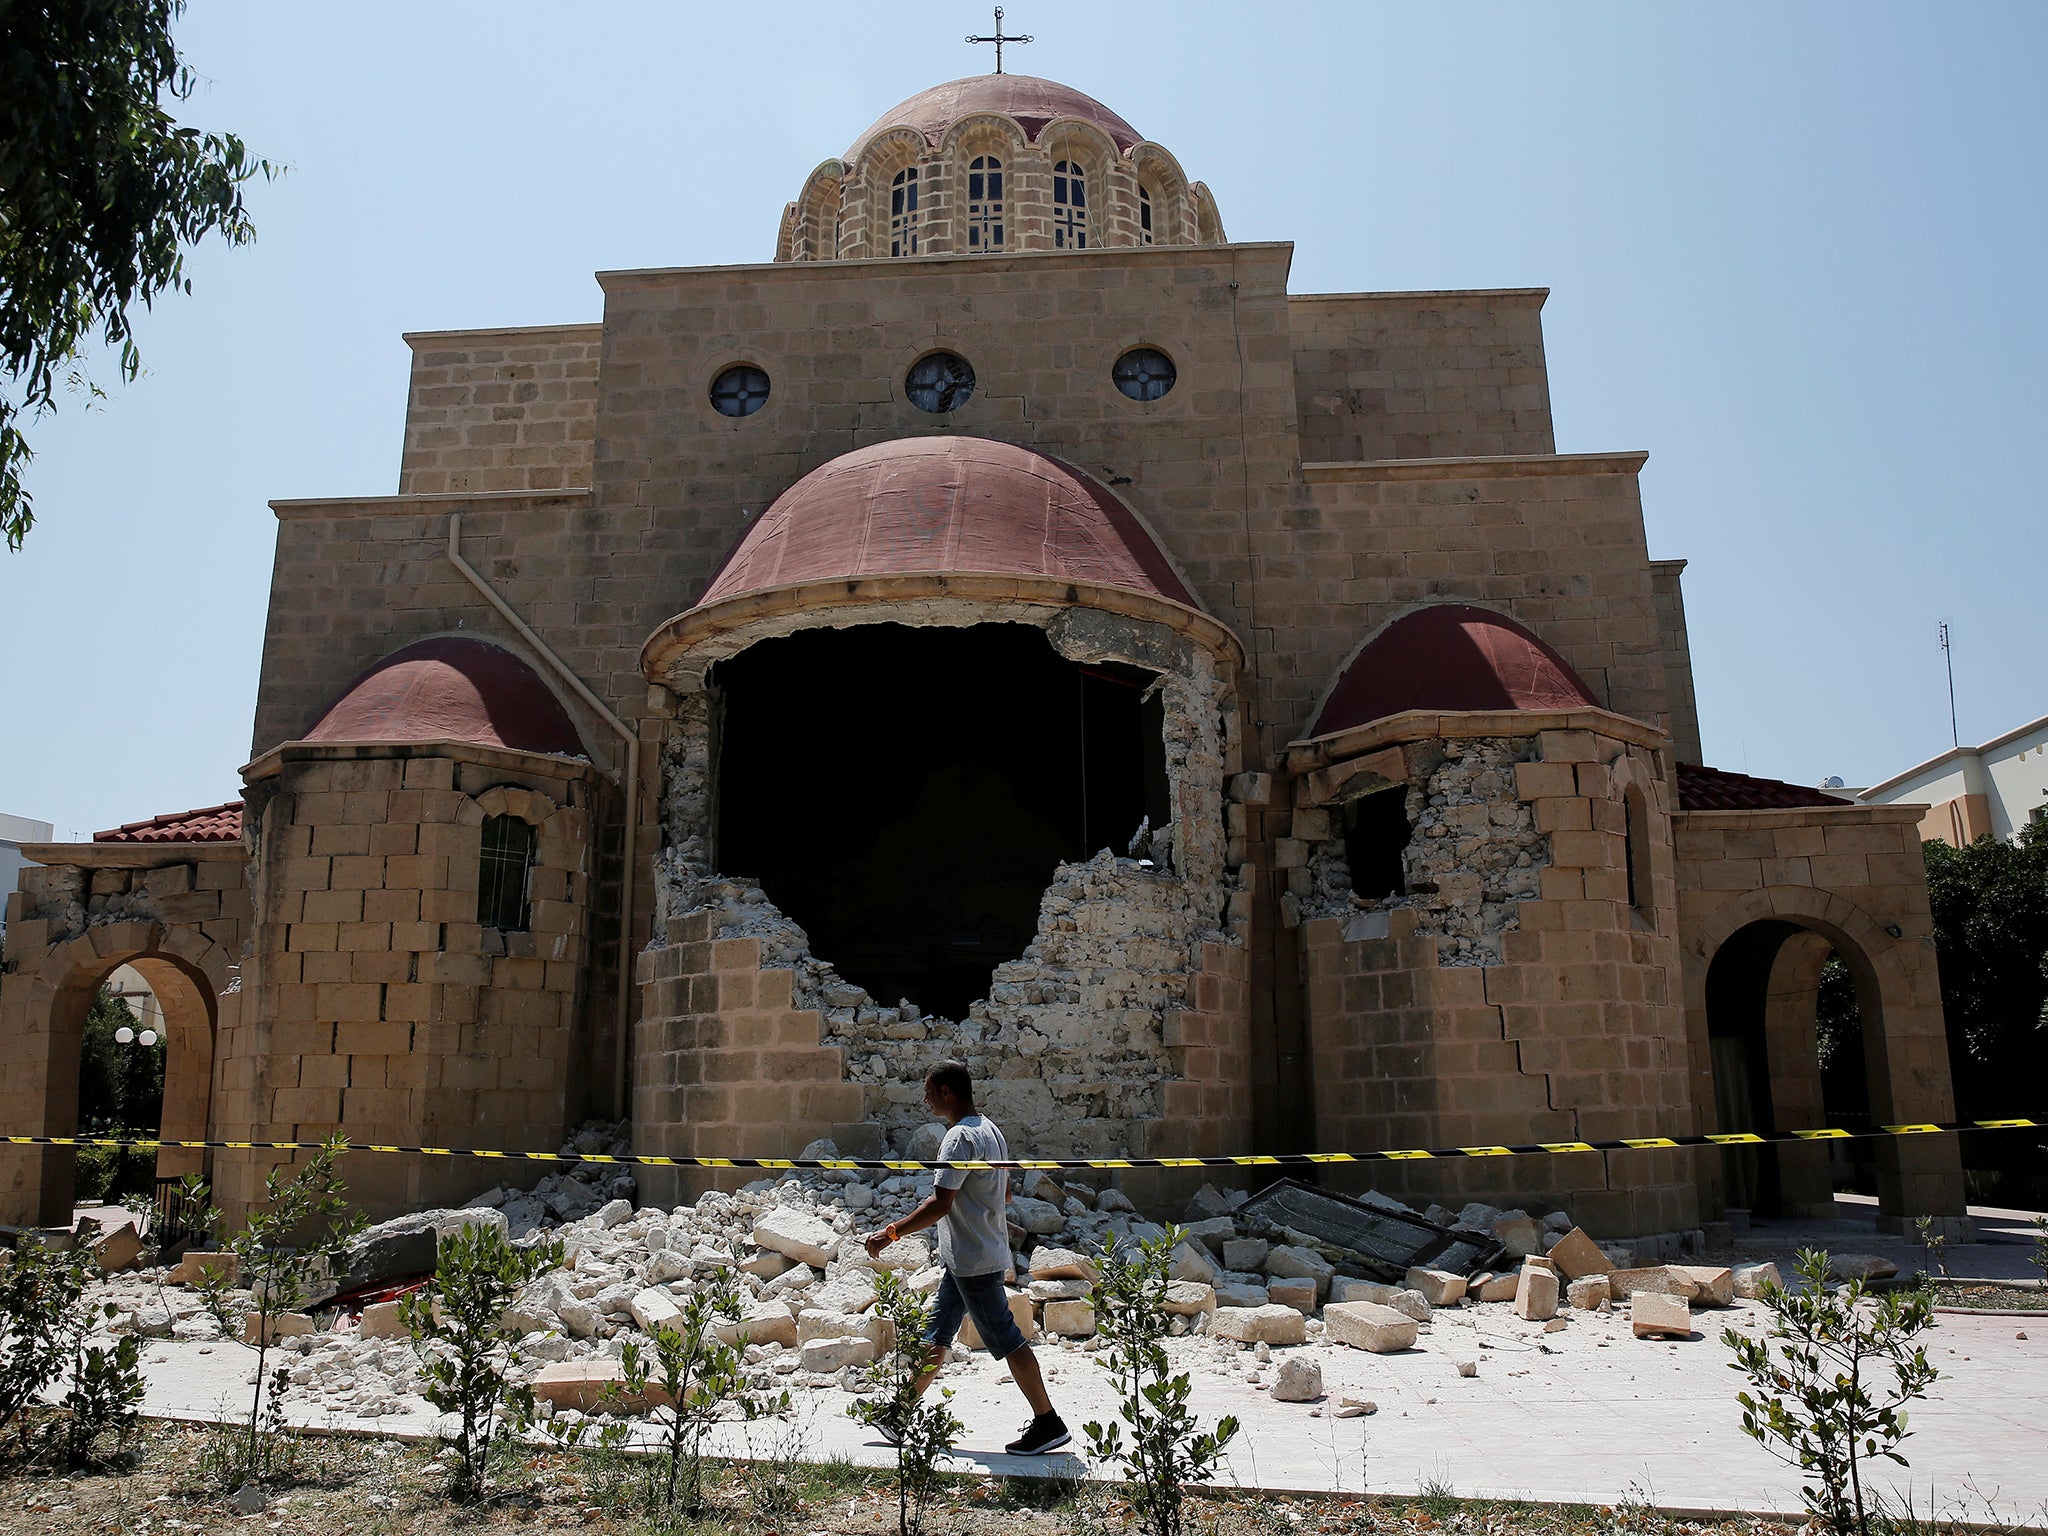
top-left (76, 1153), bottom-right (1809, 1425)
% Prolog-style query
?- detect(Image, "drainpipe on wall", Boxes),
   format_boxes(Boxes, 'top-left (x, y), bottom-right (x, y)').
top-left (446, 512), bottom-right (641, 1124)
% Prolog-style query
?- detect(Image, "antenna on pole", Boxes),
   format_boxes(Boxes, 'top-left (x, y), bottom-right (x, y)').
top-left (1939, 621), bottom-right (1959, 749)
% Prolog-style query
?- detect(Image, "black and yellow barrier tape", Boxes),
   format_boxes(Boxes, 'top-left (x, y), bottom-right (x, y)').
top-left (5, 1116), bottom-right (2041, 1173)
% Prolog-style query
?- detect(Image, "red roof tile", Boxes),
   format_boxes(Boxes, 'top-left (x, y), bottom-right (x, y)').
top-left (94, 801), bottom-right (243, 843)
top-left (695, 436), bottom-right (1198, 613)
top-left (1676, 763), bottom-right (1845, 812)
top-left (1312, 605), bottom-right (1599, 738)
top-left (848, 74), bottom-right (1142, 162)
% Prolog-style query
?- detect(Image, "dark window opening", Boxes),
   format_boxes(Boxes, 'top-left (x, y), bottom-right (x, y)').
top-left (967, 155), bottom-right (1005, 250)
top-left (478, 814), bottom-right (535, 931)
top-left (1052, 160), bottom-right (1087, 248)
top-left (714, 623), bottom-right (1169, 1020)
top-left (1624, 786), bottom-right (1650, 913)
top-left (1138, 183), bottom-right (1155, 244)
top-left (1341, 786), bottom-right (1410, 901)
top-left (889, 167), bottom-right (919, 256)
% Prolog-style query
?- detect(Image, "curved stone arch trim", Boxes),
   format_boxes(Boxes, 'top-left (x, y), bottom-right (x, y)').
top-left (1681, 883), bottom-right (1906, 1017)
top-left (851, 129), bottom-right (928, 259)
top-left (793, 160), bottom-right (846, 260)
top-left (473, 783), bottom-right (563, 828)
top-left (1190, 181), bottom-right (1226, 245)
top-left (1127, 142), bottom-right (1194, 244)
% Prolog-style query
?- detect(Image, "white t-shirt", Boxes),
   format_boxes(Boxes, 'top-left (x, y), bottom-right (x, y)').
top-left (933, 1113), bottom-right (1010, 1278)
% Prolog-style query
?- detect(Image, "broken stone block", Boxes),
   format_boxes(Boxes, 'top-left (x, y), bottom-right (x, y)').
top-left (358, 1300), bottom-right (408, 1339)
top-left (594, 1198), bottom-right (633, 1229)
top-left (1026, 1246), bottom-right (1096, 1282)
top-left (715, 1301), bottom-right (798, 1349)
top-left (1826, 1254), bottom-right (1899, 1283)
top-left (1096, 1188), bottom-right (1137, 1214)
top-left (797, 1308), bottom-right (863, 1344)
top-left (1473, 1272), bottom-right (1520, 1303)
top-left (532, 1359), bottom-right (668, 1411)
top-left (1042, 1299), bottom-right (1097, 1338)
top-left (1264, 1245), bottom-right (1334, 1296)
top-left (1222, 1237), bottom-right (1269, 1271)
top-left (1184, 1183), bottom-right (1231, 1220)
top-left (1169, 1241), bottom-right (1218, 1284)
top-left (1566, 1276), bottom-right (1611, 1310)
top-left (1608, 1266), bottom-right (1702, 1302)
top-left (1457, 1202), bottom-right (1503, 1230)
top-left (242, 1312), bottom-right (315, 1345)
top-left (1544, 1227), bottom-right (1614, 1280)
top-left (801, 1335), bottom-right (876, 1372)
top-left (813, 1269), bottom-right (879, 1315)
top-left (1732, 1262), bottom-right (1781, 1300)
top-left (1403, 1267), bottom-right (1467, 1307)
top-left (1212, 1304), bottom-right (1308, 1346)
top-left (1455, 1358), bottom-right (1478, 1377)
top-left (1675, 1265), bottom-right (1735, 1308)
top-left (1212, 1279), bottom-right (1269, 1308)
top-left (1334, 1397), bottom-right (1377, 1418)
top-left (1329, 1277), bottom-right (1398, 1306)
top-left (173, 1250), bottom-right (237, 1287)
top-left (1182, 1216), bottom-right (1237, 1255)
top-left (1270, 1356), bottom-right (1323, 1402)
top-left (1028, 1278), bottom-right (1090, 1302)
top-left (1009, 1197), bottom-right (1067, 1236)
top-left (1513, 1265), bottom-right (1559, 1322)
top-left (869, 1234), bottom-right (931, 1273)
top-left (752, 1207), bottom-right (841, 1268)
top-left (1493, 1216), bottom-right (1545, 1259)
top-left (960, 1289), bottom-right (1040, 1349)
top-left (1161, 1281), bottom-right (1216, 1317)
top-left (1631, 1292), bottom-right (1693, 1340)
top-left (628, 1286), bottom-right (683, 1334)
top-left (1322, 1301), bottom-right (1419, 1354)
top-left (739, 1248), bottom-right (794, 1281)
top-left (90, 1222), bottom-right (143, 1273)
top-left (1266, 1277), bottom-right (1317, 1315)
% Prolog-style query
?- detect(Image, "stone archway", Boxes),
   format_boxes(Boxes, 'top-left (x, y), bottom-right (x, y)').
top-left (1683, 885), bottom-right (1967, 1234)
top-left (0, 920), bottom-right (230, 1226)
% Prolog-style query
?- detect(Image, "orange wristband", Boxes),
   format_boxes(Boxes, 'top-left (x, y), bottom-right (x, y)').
top-left (883, 1224), bottom-right (900, 1244)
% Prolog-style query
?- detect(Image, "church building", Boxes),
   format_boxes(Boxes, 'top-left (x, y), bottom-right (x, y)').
top-left (1, 69), bottom-right (1970, 1241)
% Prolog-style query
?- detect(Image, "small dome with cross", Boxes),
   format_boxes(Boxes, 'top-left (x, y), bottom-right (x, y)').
top-left (776, 69), bottom-right (1223, 262)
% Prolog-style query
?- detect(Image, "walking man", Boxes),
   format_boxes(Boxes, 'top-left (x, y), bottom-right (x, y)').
top-left (862, 1059), bottom-right (1071, 1455)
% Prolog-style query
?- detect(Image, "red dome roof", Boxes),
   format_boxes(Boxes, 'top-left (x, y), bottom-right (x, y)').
top-left (305, 638), bottom-right (583, 756)
top-left (1313, 605), bottom-right (1599, 737)
top-left (848, 74), bottom-right (1141, 161)
top-left (694, 437), bottom-right (1196, 611)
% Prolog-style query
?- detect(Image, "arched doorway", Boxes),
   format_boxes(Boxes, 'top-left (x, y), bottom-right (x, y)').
top-left (2, 924), bottom-right (221, 1226)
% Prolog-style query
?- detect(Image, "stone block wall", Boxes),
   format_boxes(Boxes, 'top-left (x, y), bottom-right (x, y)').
top-left (1282, 457), bottom-right (1677, 746)
top-left (1295, 712), bottom-right (1696, 1236)
top-left (1649, 560), bottom-right (1703, 766)
top-left (0, 849), bottom-right (249, 1226)
top-left (1673, 803), bottom-right (1966, 1227)
top-left (238, 743), bottom-right (596, 1218)
top-left (397, 325), bottom-right (602, 494)
top-left (1289, 289), bottom-right (1556, 464)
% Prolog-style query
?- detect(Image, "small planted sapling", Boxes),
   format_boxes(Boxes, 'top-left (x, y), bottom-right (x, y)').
top-left (402, 1218), bottom-right (564, 1501)
top-left (849, 1268), bottom-right (962, 1536)
top-left (1085, 1226), bottom-right (1239, 1536)
top-left (1722, 1247), bottom-right (1938, 1536)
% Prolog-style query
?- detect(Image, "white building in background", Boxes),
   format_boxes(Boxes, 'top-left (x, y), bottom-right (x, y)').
top-left (0, 813), bottom-right (54, 946)
top-left (1855, 712), bottom-right (2048, 846)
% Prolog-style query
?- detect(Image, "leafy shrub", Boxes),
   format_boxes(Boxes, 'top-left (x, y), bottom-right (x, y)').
top-left (402, 1219), bottom-right (564, 1501)
top-left (850, 1268), bottom-right (962, 1536)
top-left (1723, 1247), bottom-right (1938, 1536)
top-left (0, 1236), bottom-right (145, 1466)
top-left (1084, 1226), bottom-right (1239, 1536)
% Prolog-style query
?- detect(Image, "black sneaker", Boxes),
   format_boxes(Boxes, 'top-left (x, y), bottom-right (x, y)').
top-left (874, 1420), bottom-right (902, 1447)
top-left (1005, 1412), bottom-right (1070, 1456)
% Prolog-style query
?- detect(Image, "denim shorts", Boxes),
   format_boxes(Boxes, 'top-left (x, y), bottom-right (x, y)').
top-left (925, 1267), bottom-right (1027, 1360)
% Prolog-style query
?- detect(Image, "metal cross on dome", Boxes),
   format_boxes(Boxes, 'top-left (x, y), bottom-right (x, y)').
top-left (966, 7), bottom-right (1031, 74)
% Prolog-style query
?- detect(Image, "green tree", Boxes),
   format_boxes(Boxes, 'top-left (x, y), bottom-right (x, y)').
top-left (1922, 824), bottom-right (2048, 1112)
top-left (77, 984), bottom-right (164, 1132)
top-left (1, 0), bottom-right (276, 549)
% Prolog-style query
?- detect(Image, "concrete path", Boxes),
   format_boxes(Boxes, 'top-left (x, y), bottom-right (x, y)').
top-left (129, 1293), bottom-right (2048, 1523)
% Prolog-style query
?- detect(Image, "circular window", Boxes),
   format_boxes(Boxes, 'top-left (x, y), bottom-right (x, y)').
top-left (709, 364), bottom-right (770, 417)
top-left (1112, 347), bottom-right (1177, 402)
top-left (904, 352), bottom-right (976, 413)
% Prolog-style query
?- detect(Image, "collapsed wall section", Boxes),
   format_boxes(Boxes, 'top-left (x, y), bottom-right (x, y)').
top-left (633, 605), bottom-right (1249, 1191)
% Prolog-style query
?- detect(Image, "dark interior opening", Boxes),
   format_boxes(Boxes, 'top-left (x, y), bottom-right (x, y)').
top-left (713, 622), bottom-right (1170, 1020)
top-left (1341, 786), bottom-right (1410, 901)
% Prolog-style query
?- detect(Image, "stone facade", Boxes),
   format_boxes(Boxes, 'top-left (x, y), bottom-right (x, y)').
top-left (0, 70), bottom-right (1969, 1236)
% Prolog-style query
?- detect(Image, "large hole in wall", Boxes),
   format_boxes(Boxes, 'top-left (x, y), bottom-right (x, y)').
top-left (1341, 785), bottom-right (1411, 900)
top-left (713, 622), bottom-right (1170, 1019)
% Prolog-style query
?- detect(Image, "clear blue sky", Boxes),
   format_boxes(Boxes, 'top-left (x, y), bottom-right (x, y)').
top-left (3, 1), bottom-right (2042, 840)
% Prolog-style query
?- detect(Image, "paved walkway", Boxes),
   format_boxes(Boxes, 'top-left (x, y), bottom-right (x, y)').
top-left (129, 1289), bottom-right (2048, 1522)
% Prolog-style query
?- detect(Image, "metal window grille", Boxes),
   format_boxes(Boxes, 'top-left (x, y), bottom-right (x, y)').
top-left (966, 156), bottom-right (1004, 250)
top-left (1052, 161), bottom-right (1088, 249)
top-left (477, 814), bottom-right (535, 931)
top-left (890, 167), bottom-right (919, 257)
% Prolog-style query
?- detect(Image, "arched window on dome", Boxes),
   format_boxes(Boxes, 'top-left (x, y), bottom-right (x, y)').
top-left (1137, 183), bottom-right (1155, 245)
top-left (1052, 160), bottom-right (1088, 249)
top-left (889, 167), bottom-right (920, 257)
top-left (966, 155), bottom-right (1005, 251)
